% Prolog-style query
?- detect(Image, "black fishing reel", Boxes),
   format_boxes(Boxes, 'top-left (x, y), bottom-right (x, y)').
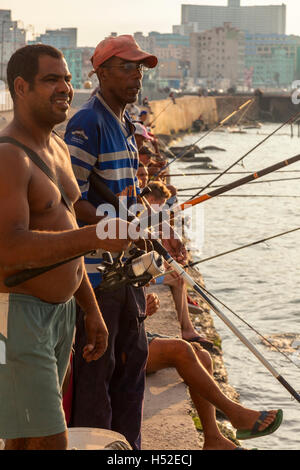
top-left (96, 247), bottom-right (165, 291)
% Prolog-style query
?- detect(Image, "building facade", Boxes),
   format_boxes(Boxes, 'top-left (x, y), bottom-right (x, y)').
top-left (0, 9), bottom-right (26, 82)
top-left (175, 1), bottom-right (286, 36)
top-left (190, 23), bottom-right (245, 89)
top-left (134, 31), bottom-right (190, 89)
top-left (29, 27), bottom-right (83, 88)
top-left (62, 48), bottom-right (82, 89)
top-left (31, 27), bottom-right (77, 49)
top-left (244, 32), bottom-right (300, 88)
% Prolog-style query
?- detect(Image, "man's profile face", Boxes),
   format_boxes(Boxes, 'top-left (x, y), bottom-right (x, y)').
top-left (99, 56), bottom-right (144, 105)
top-left (137, 166), bottom-right (148, 188)
top-left (27, 54), bottom-right (74, 125)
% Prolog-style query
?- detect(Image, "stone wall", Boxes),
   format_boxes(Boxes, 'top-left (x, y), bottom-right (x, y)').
top-left (148, 96), bottom-right (218, 135)
top-left (147, 95), bottom-right (261, 135)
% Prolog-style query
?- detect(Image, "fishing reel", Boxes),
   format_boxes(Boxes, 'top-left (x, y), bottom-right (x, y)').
top-left (96, 247), bottom-right (165, 291)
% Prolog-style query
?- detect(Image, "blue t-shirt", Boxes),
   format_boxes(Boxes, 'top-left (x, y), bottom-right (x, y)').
top-left (65, 92), bottom-right (140, 287)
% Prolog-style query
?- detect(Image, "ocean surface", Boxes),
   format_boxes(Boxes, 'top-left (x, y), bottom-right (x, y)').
top-left (170, 123), bottom-right (300, 450)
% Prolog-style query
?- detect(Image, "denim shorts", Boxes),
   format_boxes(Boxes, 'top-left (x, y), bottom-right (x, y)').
top-left (0, 293), bottom-right (76, 439)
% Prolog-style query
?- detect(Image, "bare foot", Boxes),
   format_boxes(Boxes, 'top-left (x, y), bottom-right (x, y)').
top-left (203, 434), bottom-right (239, 451)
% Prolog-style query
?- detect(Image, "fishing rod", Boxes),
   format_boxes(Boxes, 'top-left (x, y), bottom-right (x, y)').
top-left (5, 163), bottom-right (300, 400)
top-left (231, 97), bottom-right (255, 128)
top-left (152, 227), bottom-right (300, 369)
top-left (150, 98), bottom-right (254, 180)
top-left (178, 194), bottom-right (300, 198)
top-left (171, 153), bottom-right (300, 212)
top-left (195, 281), bottom-right (300, 371)
top-left (177, 176), bottom-right (300, 192)
top-left (185, 227), bottom-right (300, 269)
top-left (163, 260), bottom-right (300, 402)
top-left (5, 153), bottom-right (300, 287)
top-left (150, 99), bottom-right (175, 126)
top-left (167, 170), bottom-right (300, 177)
top-left (191, 109), bottom-right (300, 199)
top-left (72, 177), bottom-right (300, 403)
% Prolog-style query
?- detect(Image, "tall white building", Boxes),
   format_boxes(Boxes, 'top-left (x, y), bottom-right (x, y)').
top-left (0, 9), bottom-right (26, 81)
top-left (174, 1), bottom-right (286, 35)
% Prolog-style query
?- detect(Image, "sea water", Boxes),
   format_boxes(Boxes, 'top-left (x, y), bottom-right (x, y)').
top-left (171, 123), bottom-right (300, 450)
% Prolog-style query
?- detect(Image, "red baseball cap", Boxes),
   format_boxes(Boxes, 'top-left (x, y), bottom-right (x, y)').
top-left (90, 35), bottom-right (158, 74)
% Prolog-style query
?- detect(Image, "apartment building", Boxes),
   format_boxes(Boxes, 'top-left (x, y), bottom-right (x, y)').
top-left (31, 27), bottom-right (77, 49)
top-left (174, 1), bottom-right (286, 36)
top-left (190, 23), bottom-right (245, 89)
top-left (0, 9), bottom-right (26, 81)
top-left (244, 33), bottom-right (300, 88)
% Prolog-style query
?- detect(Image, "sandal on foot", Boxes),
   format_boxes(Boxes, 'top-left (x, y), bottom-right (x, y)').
top-left (236, 409), bottom-right (283, 440)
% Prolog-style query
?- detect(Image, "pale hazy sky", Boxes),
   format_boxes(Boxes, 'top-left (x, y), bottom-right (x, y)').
top-left (3, 0), bottom-right (300, 47)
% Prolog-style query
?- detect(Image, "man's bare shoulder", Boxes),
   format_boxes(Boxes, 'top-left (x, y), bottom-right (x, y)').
top-left (0, 139), bottom-right (31, 168)
top-left (52, 131), bottom-right (71, 158)
top-left (0, 134), bottom-right (32, 188)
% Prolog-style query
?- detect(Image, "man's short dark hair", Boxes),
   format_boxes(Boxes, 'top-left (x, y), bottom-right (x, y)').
top-left (7, 44), bottom-right (64, 100)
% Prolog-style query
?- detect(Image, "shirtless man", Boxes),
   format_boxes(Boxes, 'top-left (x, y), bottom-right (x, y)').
top-left (0, 44), bottom-right (129, 450)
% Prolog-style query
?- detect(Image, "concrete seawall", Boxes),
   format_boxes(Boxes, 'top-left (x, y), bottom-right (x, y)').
top-left (147, 95), bottom-right (260, 136)
top-left (148, 96), bottom-right (218, 135)
top-left (147, 93), bottom-right (300, 135)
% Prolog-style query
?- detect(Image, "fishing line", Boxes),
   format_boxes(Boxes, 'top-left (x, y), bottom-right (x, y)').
top-left (177, 176), bottom-right (300, 192)
top-left (177, 194), bottom-right (300, 198)
top-left (168, 170), bottom-right (300, 177)
top-left (150, 99), bottom-right (255, 180)
top-left (189, 110), bottom-right (300, 200)
top-left (6, 153), bottom-right (300, 287)
top-left (159, 227), bottom-right (300, 281)
top-left (150, 99), bottom-right (174, 126)
top-left (193, 281), bottom-right (300, 370)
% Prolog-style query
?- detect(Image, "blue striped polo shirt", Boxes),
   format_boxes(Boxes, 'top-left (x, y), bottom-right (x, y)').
top-left (65, 92), bottom-right (140, 288)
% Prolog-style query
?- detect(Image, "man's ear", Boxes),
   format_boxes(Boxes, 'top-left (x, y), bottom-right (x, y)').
top-left (14, 76), bottom-right (29, 100)
top-left (97, 67), bottom-right (108, 84)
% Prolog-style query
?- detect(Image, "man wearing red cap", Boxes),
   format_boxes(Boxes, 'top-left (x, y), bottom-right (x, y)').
top-left (64, 35), bottom-right (158, 450)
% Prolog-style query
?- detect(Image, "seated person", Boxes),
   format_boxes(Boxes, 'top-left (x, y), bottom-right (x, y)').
top-left (137, 162), bottom-right (149, 190)
top-left (134, 122), bottom-right (165, 165)
top-left (127, 102), bottom-right (141, 121)
top-left (143, 181), bottom-right (213, 350)
top-left (62, 294), bottom-right (282, 450)
top-left (165, 184), bottom-right (178, 207)
top-left (134, 122), bottom-right (154, 152)
top-left (135, 110), bottom-right (149, 126)
top-left (145, 293), bottom-right (283, 450)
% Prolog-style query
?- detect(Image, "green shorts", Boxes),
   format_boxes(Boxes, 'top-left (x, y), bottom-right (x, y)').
top-left (0, 292), bottom-right (76, 439)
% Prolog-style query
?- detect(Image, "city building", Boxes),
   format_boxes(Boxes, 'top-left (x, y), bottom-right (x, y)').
top-left (245, 49), bottom-right (294, 89)
top-left (190, 23), bottom-right (245, 89)
top-left (244, 33), bottom-right (300, 88)
top-left (0, 9), bottom-right (26, 82)
top-left (79, 46), bottom-right (98, 88)
top-left (62, 48), bottom-right (82, 89)
top-left (29, 27), bottom-right (83, 88)
top-left (30, 27), bottom-right (77, 49)
top-left (174, 1), bottom-right (286, 36)
top-left (134, 31), bottom-right (190, 89)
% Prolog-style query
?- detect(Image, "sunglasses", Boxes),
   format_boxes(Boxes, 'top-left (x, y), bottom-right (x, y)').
top-left (103, 62), bottom-right (149, 73)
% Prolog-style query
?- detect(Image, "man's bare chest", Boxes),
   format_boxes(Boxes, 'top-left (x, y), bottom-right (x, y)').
top-left (27, 146), bottom-right (80, 217)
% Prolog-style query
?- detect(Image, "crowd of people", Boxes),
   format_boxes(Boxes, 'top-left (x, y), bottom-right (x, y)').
top-left (0, 35), bottom-right (282, 451)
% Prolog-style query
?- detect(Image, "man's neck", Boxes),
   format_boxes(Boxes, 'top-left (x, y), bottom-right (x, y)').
top-left (9, 112), bottom-right (53, 149)
top-left (98, 90), bottom-right (126, 122)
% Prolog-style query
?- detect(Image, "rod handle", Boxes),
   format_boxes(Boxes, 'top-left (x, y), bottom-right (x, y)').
top-left (277, 375), bottom-right (300, 403)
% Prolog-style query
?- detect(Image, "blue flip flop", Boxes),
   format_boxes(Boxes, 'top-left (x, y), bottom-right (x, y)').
top-left (236, 409), bottom-right (283, 440)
